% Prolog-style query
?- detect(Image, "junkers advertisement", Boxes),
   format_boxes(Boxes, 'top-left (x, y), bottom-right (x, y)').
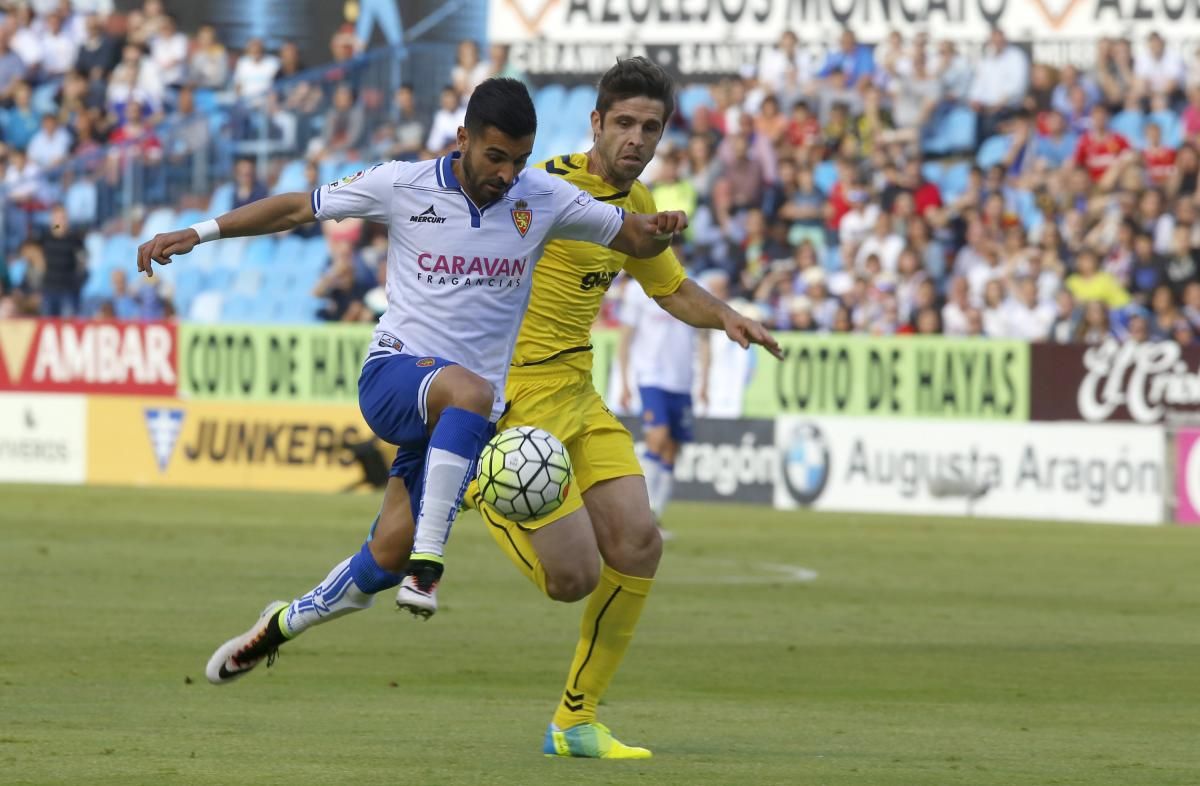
top-left (773, 417), bottom-right (1164, 525)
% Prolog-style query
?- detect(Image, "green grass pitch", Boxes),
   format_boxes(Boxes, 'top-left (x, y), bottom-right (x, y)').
top-left (2, 484), bottom-right (1198, 785)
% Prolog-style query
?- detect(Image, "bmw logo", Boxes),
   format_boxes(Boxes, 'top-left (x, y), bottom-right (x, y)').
top-left (782, 422), bottom-right (830, 506)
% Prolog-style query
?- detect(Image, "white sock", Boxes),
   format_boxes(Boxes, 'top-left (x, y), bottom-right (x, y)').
top-left (650, 466), bottom-right (675, 519)
top-left (281, 556), bottom-right (373, 637)
top-left (412, 447), bottom-right (473, 558)
top-left (641, 453), bottom-right (665, 510)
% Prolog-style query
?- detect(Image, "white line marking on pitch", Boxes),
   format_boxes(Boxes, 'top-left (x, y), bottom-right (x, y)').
top-left (665, 559), bottom-right (819, 585)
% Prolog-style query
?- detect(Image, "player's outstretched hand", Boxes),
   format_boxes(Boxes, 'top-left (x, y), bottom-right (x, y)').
top-left (650, 210), bottom-right (689, 239)
top-left (137, 229), bottom-right (200, 278)
top-left (724, 312), bottom-right (783, 360)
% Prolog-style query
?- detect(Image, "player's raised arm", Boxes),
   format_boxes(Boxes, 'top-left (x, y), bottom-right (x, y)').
top-left (137, 162), bottom-right (397, 278)
top-left (655, 277), bottom-right (783, 359)
top-left (608, 210), bottom-right (689, 259)
top-left (136, 192), bottom-right (316, 277)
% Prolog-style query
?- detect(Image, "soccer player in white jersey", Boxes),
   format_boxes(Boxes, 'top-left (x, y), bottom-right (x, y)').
top-left (135, 78), bottom-right (688, 685)
top-left (617, 268), bottom-right (702, 524)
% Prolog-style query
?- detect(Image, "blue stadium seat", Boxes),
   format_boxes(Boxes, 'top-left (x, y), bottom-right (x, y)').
top-left (141, 208), bottom-right (177, 240)
top-left (677, 84), bottom-right (715, 122)
top-left (923, 105), bottom-right (976, 156)
top-left (207, 182), bottom-right (234, 215)
top-left (275, 234), bottom-right (305, 263)
top-left (274, 160), bottom-right (308, 195)
top-left (7, 258), bottom-right (27, 287)
top-left (31, 80), bottom-right (61, 116)
top-left (220, 293), bottom-right (261, 322)
top-left (230, 268), bottom-right (264, 297)
top-left (65, 181), bottom-right (98, 226)
top-left (534, 85), bottom-right (566, 123)
top-left (1111, 110), bottom-right (1145, 148)
top-left (813, 160), bottom-right (838, 195)
top-left (1149, 110), bottom-right (1183, 149)
top-left (302, 237), bottom-right (329, 270)
top-left (564, 85), bottom-right (597, 121)
top-left (193, 89), bottom-right (219, 115)
top-left (939, 162), bottom-right (972, 202)
top-left (242, 236), bottom-right (277, 269)
top-left (976, 135), bottom-right (1011, 169)
top-left (188, 291), bottom-right (224, 322)
top-left (84, 232), bottom-right (106, 268)
top-left (823, 244), bottom-right (842, 272)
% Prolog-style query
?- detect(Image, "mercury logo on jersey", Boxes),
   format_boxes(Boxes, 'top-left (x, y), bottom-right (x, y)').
top-left (579, 270), bottom-right (618, 291)
top-left (410, 206), bottom-right (448, 224)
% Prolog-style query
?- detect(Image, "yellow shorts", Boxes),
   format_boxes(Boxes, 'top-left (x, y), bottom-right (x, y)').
top-left (468, 362), bottom-right (642, 530)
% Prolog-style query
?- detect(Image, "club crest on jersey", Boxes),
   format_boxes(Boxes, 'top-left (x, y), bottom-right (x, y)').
top-left (511, 208), bottom-right (532, 237)
top-left (416, 358), bottom-right (435, 367)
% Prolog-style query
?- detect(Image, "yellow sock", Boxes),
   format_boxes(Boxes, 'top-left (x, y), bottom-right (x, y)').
top-left (552, 564), bottom-right (653, 729)
top-left (475, 490), bottom-right (549, 595)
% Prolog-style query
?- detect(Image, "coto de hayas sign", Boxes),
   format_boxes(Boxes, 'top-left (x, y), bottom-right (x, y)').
top-left (1031, 340), bottom-right (1200, 424)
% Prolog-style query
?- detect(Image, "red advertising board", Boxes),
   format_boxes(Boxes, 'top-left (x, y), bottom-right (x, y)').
top-left (0, 319), bottom-right (177, 395)
top-left (1031, 340), bottom-right (1200, 424)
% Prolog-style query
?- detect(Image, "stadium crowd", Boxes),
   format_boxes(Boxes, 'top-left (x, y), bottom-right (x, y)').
top-left (2, 0), bottom-right (1200, 346)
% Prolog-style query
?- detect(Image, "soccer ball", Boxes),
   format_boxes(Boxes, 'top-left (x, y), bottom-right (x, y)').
top-left (477, 426), bottom-right (572, 522)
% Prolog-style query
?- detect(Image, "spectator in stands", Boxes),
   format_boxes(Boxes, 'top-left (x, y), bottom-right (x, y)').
top-left (107, 44), bottom-right (160, 118)
top-left (818, 29), bottom-right (875, 92)
top-left (39, 11), bottom-right (78, 79)
top-left (276, 40), bottom-right (304, 82)
top-left (149, 12), bottom-right (187, 88)
top-left (76, 12), bottom-right (119, 76)
top-left (1000, 276), bottom-right (1054, 340)
top-left (108, 99), bottom-right (161, 159)
top-left (0, 33), bottom-right (24, 104)
top-left (451, 39), bottom-right (489, 97)
top-left (487, 43), bottom-right (525, 84)
top-left (372, 83), bottom-right (424, 161)
top-left (1074, 104), bottom-right (1130, 182)
top-left (26, 112), bottom-right (71, 169)
top-left (1, 81), bottom-right (40, 151)
top-left (968, 27), bottom-right (1030, 142)
top-left (1096, 37), bottom-right (1135, 110)
top-left (425, 85), bottom-right (463, 156)
top-left (187, 24), bottom-right (228, 89)
top-left (1074, 300), bottom-right (1113, 343)
top-left (314, 239), bottom-right (370, 322)
top-left (759, 30), bottom-right (812, 95)
top-left (233, 38), bottom-right (279, 101)
top-left (855, 210), bottom-right (903, 272)
top-left (1067, 247), bottom-right (1130, 308)
top-left (1163, 222), bottom-right (1200, 298)
top-left (889, 47), bottom-right (940, 145)
top-left (1031, 110), bottom-right (1077, 169)
top-left (319, 83), bottom-right (364, 155)
top-left (230, 157), bottom-right (266, 210)
top-left (9, 4), bottom-right (41, 78)
top-left (35, 204), bottom-right (86, 317)
top-left (935, 39), bottom-right (972, 103)
top-left (1134, 32), bottom-right (1185, 102)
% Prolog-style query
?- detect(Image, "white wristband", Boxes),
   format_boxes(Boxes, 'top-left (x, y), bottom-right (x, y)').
top-left (189, 219), bottom-right (221, 244)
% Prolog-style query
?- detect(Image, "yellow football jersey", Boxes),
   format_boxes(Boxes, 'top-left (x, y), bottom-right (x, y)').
top-left (510, 152), bottom-right (686, 371)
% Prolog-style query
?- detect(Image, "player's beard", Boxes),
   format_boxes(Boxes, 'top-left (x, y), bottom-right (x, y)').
top-left (462, 154), bottom-right (506, 202)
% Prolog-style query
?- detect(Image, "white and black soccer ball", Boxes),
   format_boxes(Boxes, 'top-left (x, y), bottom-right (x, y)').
top-left (477, 426), bottom-right (572, 522)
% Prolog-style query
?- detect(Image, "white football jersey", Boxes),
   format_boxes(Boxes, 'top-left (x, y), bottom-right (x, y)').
top-left (619, 279), bottom-right (695, 394)
top-left (312, 154), bottom-right (626, 419)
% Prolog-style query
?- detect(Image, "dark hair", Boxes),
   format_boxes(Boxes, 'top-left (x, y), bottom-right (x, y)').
top-left (595, 56), bottom-right (676, 125)
top-left (464, 78), bottom-right (536, 138)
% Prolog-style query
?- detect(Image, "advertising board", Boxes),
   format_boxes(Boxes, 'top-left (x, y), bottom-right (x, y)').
top-left (0, 393), bottom-right (87, 484)
top-left (87, 397), bottom-right (386, 493)
top-left (743, 335), bottom-right (1029, 420)
top-left (773, 417), bottom-right (1164, 525)
top-left (0, 320), bottom-right (176, 396)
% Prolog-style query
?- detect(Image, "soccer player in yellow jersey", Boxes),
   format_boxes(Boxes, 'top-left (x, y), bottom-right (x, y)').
top-left (468, 58), bottom-right (781, 759)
